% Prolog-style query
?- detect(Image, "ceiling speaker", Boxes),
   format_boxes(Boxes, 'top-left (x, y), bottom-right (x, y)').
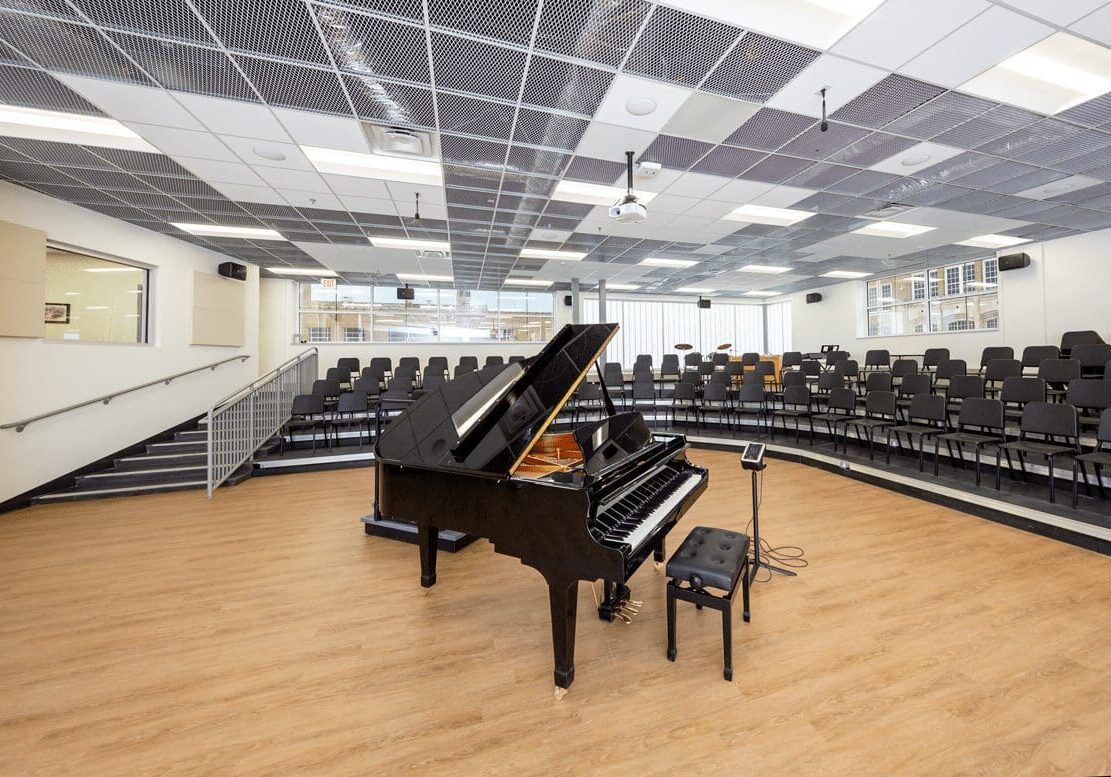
top-left (697, 298), bottom-right (711, 309)
top-left (217, 261), bottom-right (246, 281)
top-left (998, 252), bottom-right (1031, 271)
top-left (396, 286), bottom-right (415, 300)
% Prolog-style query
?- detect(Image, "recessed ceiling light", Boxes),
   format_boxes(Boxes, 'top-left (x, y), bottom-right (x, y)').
top-left (900, 154), bottom-right (931, 167)
top-left (519, 248), bottom-right (586, 261)
top-left (740, 264), bottom-right (792, 274)
top-left (956, 234), bottom-right (1032, 249)
top-left (396, 273), bottom-right (453, 282)
top-left (691, 0), bottom-right (884, 49)
top-left (677, 286), bottom-right (716, 294)
top-left (502, 278), bottom-right (553, 287)
top-left (265, 267), bottom-right (338, 277)
top-left (252, 145), bottom-right (287, 162)
top-left (172, 223), bottom-right (286, 240)
top-left (625, 96), bottom-right (658, 116)
top-left (0, 104), bottom-right (159, 152)
top-left (723, 204), bottom-right (814, 226)
top-left (851, 221), bottom-right (935, 239)
top-left (552, 180), bottom-right (658, 206)
top-left (640, 257), bottom-right (698, 268)
top-left (960, 32), bottom-right (1111, 115)
top-left (744, 290), bottom-right (781, 297)
top-left (301, 145), bottom-right (442, 186)
top-left (822, 270), bottom-right (871, 279)
top-left (369, 237), bottom-right (451, 251)
top-left (604, 283), bottom-right (641, 291)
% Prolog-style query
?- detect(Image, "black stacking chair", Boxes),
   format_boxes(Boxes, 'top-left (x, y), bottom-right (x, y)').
top-left (325, 366), bottom-right (350, 390)
top-left (832, 359), bottom-right (858, 393)
top-left (774, 385), bottom-right (814, 445)
top-left (800, 359), bottom-right (823, 387)
top-left (780, 352), bottom-right (803, 381)
top-left (895, 373), bottom-right (932, 421)
top-left (922, 348), bottom-right (949, 375)
top-left (862, 349), bottom-right (890, 378)
top-left (1065, 378), bottom-right (1111, 432)
top-left (484, 355), bottom-right (505, 370)
top-left (633, 363), bottom-right (654, 390)
top-left (574, 382), bottom-right (604, 424)
top-left (398, 356), bottom-right (420, 375)
top-left (934, 398), bottom-right (1006, 486)
top-left (421, 368), bottom-right (446, 393)
top-left (1038, 358), bottom-right (1080, 402)
top-left (392, 364), bottom-right (418, 390)
top-left (813, 371), bottom-right (845, 408)
top-left (824, 350), bottom-right (849, 372)
top-left (890, 358), bottom-right (918, 388)
top-left (508, 355), bottom-right (525, 364)
top-left (933, 359), bottom-right (967, 392)
top-left (701, 382), bottom-right (733, 431)
top-left (378, 378), bottom-right (411, 423)
top-left (983, 358), bottom-right (1022, 397)
top-left (660, 354), bottom-right (681, 390)
top-left (885, 394), bottom-right (948, 471)
top-left (351, 375), bottom-right (381, 400)
top-left (732, 380), bottom-right (768, 435)
top-left (811, 387), bottom-right (857, 444)
top-left (711, 352), bottom-right (729, 369)
top-left (679, 371), bottom-right (702, 391)
top-left (768, 370), bottom-right (806, 406)
top-left (1072, 343), bottom-right (1111, 378)
top-left (683, 353), bottom-right (702, 371)
top-left (280, 393), bottom-right (328, 455)
top-left (634, 353), bottom-right (652, 375)
top-left (977, 346), bottom-right (1014, 376)
top-left (603, 362), bottom-right (625, 408)
top-left (1000, 376), bottom-right (1045, 424)
top-left (841, 390), bottom-right (896, 460)
top-left (454, 364), bottom-right (474, 379)
top-left (311, 378), bottom-right (342, 409)
top-left (1073, 409), bottom-right (1111, 507)
top-left (332, 391), bottom-right (371, 448)
top-left (1020, 345), bottom-right (1058, 374)
top-left (856, 370), bottom-right (891, 404)
top-left (945, 375), bottom-right (985, 418)
top-left (697, 361), bottom-right (715, 384)
top-left (458, 356), bottom-right (479, 372)
top-left (671, 382), bottom-right (699, 429)
top-left (740, 352), bottom-right (760, 368)
top-left (368, 356), bottom-right (392, 380)
top-left (336, 357), bottom-right (360, 376)
top-left (996, 402), bottom-right (1079, 503)
top-left (630, 375), bottom-right (658, 426)
top-left (1060, 330), bottom-right (1105, 358)
top-left (754, 360), bottom-right (777, 391)
top-left (726, 361), bottom-right (746, 393)
top-left (1105, 359), bottom-right (1111, 381)
top-left (428, 356), bottom-right (449, 374)
top-left (362, 364), bottom-right (388, 390)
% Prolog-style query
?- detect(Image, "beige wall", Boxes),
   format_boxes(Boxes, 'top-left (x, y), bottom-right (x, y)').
top-left (0, 219), bottom-right (47, 339)
top-left (191, 271), bottom-right (245, 347)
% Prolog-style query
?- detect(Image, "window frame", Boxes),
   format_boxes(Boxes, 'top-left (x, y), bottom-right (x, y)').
top-left (44, 242), bottom-right (152, 346)
top-left (863, 257), bottom-right (1000, 338)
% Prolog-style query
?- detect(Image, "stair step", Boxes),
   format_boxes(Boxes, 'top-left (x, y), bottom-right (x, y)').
top-left (32, 480), bottom-right (208, 504)
top-left (174, 429), bottom-right (208, 442)
top-left (147, 441), bottom-right (206, 454)
top-left (115, 452), bottom-right (206, 469)
top-left (77, 466), bottom-right (206, 487)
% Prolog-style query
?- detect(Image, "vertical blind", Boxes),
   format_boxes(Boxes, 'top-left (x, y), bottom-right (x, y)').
top-left (766, 301), bottom-right (793, 354)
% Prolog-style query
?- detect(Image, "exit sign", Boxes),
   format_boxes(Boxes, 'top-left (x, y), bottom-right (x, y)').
top-left (320, 278), bottom-right (337, 289)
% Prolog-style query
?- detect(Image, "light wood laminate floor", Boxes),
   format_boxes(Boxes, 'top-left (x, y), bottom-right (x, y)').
top-left (2, 450), bottom-right (1109, 776)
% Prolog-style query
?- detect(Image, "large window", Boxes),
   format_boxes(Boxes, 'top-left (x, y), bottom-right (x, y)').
top-left (865, 257), bottom-right (999, 337)
top-left (44, 247), bottom-right (148, 344)
top-left (582, 297), bottom-right (768, 365)
top-left (297, 283), bottom-right (553, 343)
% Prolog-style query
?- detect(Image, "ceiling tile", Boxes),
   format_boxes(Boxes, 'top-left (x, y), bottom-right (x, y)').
top-left (624, 5), bottom-right (741, 87)
top-left (996, 0), bottom-right (1108, 26)
top-left (1069, 3), bottom-right (1111, 46)
top-left (574, 122), bottom-right (658, 160)
top-left (272, 107), bottom-right (370, 153)
top-left (217, 135), bottom-right (315, 171)
top-left (703, 33), bottom-right (821, 103)
top-left (663, 172), bottom-right (732, 198)
top-left (833, 0), bottom-right (990, 70)
top-left (174, 92), bottom-right (290, 141)
top-left (209, 182), bottom-right (287, 204)
top-left (868, 141), bottom-right (965, 174)
top-left (591, 74), bottom-right (693, 132)
top-left (662, 92), bottom-right (761, 144)
top-left (254, 167), bottom-right (329, 192)
top-left (320, 173), bottom-right (391, 199)
top-left (766, 54), bottom-right (888, 118)
top-left (174, 157), bottom-right (265, 186)
top-left (54, 74), bottom-right (204, 129)
top-left (125, 124), bottom-right (239, 162)
top-left (279, 189), bottom-right (344, 210)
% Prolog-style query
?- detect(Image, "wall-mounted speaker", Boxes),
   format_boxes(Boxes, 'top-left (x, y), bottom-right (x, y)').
top-left (697, 298), bottom-right (711, 309)
top-left (396, 286), bottom-right (415, 300)
top-left (805, 292), bottom-right (823, 304)
top-left (563, 294), bottom-right (573, 307)
top-left (217, 261), bottom-right (247, 281)
top-left (998, 252), bottom-right (1031, 271)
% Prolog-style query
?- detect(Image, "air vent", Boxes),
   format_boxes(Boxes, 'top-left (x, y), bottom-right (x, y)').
top-left (364, 124), bottom-right (436, 158)
top-left (418, 250), bottom-right (449, 259)
top-left (861, 202), bottom-right (914, 219)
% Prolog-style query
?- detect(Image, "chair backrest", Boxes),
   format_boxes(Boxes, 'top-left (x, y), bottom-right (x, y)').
top-left (1019, 401), bottom-right (1077, 440)
top-left (825, 350), bottom-right (850, 368)
top-left (781, 351), bottom-right (803, 369)
top-left (864, 371), bottom-right (892, 393)
top-left (634, 354), bottom-right (653, 369)
top-left (741, 352), bottom-right (760, 366)
top-left (337, 392), bottom-right (367, 413)
top-left (832, 359), bottom-right (858, 379)
top-left (935, 359), bottom-right (967, 380)
top-left (782, 385), bottom-right (810, 408)
top-left (484, 355), bottom-right (505, 368)
top-left (709, 370), bottom-right (730, 385)
top-left (362, 364), bottom-right (386, 382)
top-left (726, 361), bottom-right (745, 377)
top-left (800, 359), bottom-right (822, 377)
top-left (1061, 330), bottom-right (1105, 356)
top-left (737, 379), bottom-right (765, 404)
top-left (825, 387), bottom-right (857, 413)
top-left (908, 393), bottom-right (947, 423)
top-left (890, 359), bottom-right (918, 378)
top-left (603, 362), bottom-right (624, 386)
top-left (783, 371), bottom-right (807, 388)
top-left (947, 374), bottom-right (984, 401)
top-left (1096, 408), bottom-right (1111, 444)
top-left (325, 367), bottom-right (348, 384)
top-left (899, 373), bottom-right (932, 397)
top-left (711, 352), bottom-right (729, 367)
top-left (384, 377), bottom-right (410, 397)
top-left (957, 398), bottom-right (1005, 431)
top-left (922, 348), bottom-right (949, 368)
top-left (508, 355), bottom-right (525, 364)
top-left (312, 378), bottom-right (341, 398)
top-left (703, 382), bottom-right (728, 403)
top-left (864, 390), bottom-right (897, 417)
top-left (1106, 360), bottom-right (1111, 381)
top-left (458, 356), bottom-right (479, 371)
top-left (755, 360), bottom-right (775, 377)
top-left (683, 353), bottom-right (702, 367)
top-left (454, 364), bottom-right (474, 378)
top-left (673, 382), bottom-right (697, 401)
top-left (864, 349), bottom-right (890, 368)
top-left (352, 376), bottom-right (380, 396)
top-left (632, 377), bottom-right (655, 400)
top-left (369, 356), bottom-right (392, 374)
top-left (680, 371), bottom-right (701, 385)
top-left (336, 357), bottom-right (360, 373)
top-left (817, 372), bottom-right (844, 392)
top-left (1065, 378), bottom-right (1111, 412)
top-left (291, 393), bottom-right (323, 416)
top-left (428, 356), bottom-right (449, 372)
top-left (1072, 343), bottom-right (1111, 374)
top-left (398, 356), bottom-right (420, 372)
top-left (999, 376), bottom-right (1045, 406)
top-left (979, 346), bottom-right (1014, 370)
top-left (660, 354), bottom-right (680, 374)
top-left (422, 370), bottom-right (446, 392)
top-left (698, 361), bottom-right (715, 376)
top-left (984, 358), bottom-right (1022, 382)
top-left (393, 365), bottom-right (417, 384)
top-left (1037, 358), bottom-right (1080, 386)
top-left (578, 381), bottom-right (602, 401)
top-left (1020, 345), bottom-right (1059, 368)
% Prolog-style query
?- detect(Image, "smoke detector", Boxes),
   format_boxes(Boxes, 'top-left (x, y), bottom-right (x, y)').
top-left (862, 202), bottom-right (914, 220)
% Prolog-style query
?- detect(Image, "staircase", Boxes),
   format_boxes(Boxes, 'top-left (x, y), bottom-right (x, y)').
top-left (32, 421), bottom-right (252, 504)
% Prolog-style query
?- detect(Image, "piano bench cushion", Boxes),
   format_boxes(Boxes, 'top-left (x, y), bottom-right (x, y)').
top-left (667, 526), bottom-right (750, 592)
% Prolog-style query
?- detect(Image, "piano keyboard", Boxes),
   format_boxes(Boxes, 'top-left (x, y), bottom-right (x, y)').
top-left (590, 465), bottom-right (703, 557)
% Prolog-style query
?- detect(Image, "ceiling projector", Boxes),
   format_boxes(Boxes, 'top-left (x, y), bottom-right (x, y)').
top-left (609, 151), bottom-right (648, 224)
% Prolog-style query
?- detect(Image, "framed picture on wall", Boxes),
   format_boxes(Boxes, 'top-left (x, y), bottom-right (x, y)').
top-left (44, 302), bottom-right (70, 324)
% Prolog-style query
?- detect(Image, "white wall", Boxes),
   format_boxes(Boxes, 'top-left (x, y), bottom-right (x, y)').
top-left (786, 226), bottom-right (1111, 364)
top-left (0, 182), bottom-right (258, 501)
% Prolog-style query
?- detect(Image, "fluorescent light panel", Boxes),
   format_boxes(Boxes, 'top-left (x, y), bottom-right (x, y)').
top-left (724, 204), bottom-right (814, 226)
top-left (851, 221), bottom-right (935, 238)
top-left (822, 270), bottom-right (871, 279)
top-left (677, 287), bottom-right (716, 294)
top-left (266, 267), bottom-right (338, 277)
top-left (551, 180), bottom-right (657, 206)
top-left (603, 283), bottom-right (641, 291)
top-left (744, 290), bottom-right (781, 297)
top-left (369, 237), bottom-right (450, 251)
top-left (519, 248), bottom-right (586, 261)
top-left (640, 257), bottom-right (698, 268)
top-left (740, 264), bottom-right (792, 274)
top-left (301, 145), bottom-right (442, 186)
top-left (396, 273), bottom-right (453, 282)
top-left (502, 278), bottom-right (553, 287)
top-left (960, 33), bottom-right (1111, 115)
top-left (956, 234), bottom-right (1031, 249)
top-left (173, 223), bottom-right (286, 240)
top-left (686, 0), bottom-right (883, 49)
top-left (0, 104), bottom-right (159, 152)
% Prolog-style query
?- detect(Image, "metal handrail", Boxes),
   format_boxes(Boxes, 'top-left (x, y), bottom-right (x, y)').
top-left (1, 355), bottom-right (250, 433)
top-left (211, 347), bottom-right (319, 412)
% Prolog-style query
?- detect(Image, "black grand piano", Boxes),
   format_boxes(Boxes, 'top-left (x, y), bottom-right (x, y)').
top-left (375, 323), bottom-right (708, 695)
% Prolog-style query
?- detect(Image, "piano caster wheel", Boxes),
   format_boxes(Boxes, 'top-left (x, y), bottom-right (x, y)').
top-left (554, 687), bottom-right (567, 701)
top-left (667, 647), bottom-right (676, 662)
top-left (654, 561), bottom-right (663, 571)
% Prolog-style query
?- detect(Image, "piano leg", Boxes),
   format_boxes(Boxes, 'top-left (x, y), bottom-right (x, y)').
top-left (547, 578), bottom-right (578, 693)
top-left (418, 525), bottom-right (438, 587)
top-left (654, 537), bottom-right (666, 569)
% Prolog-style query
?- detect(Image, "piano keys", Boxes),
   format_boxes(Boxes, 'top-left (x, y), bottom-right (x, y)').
top-left (374, 323), bottom-right (708, 694)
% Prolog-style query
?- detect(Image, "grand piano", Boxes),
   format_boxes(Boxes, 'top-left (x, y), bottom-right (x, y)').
top-left (375, 323), bottom-right (708, 695)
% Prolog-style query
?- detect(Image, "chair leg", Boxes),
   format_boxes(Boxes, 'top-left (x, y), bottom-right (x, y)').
top-left (722, 599), bottom-right (733, 682)
top-left (885, 429), bottom-right (893, 465)
top-left (934, 437), bottom-right (941, 477)
top-left (666, 584), bottom-right (677, 662)
top-left (974, 446), bottom-right (981, 486)
top-left (1073, 459), bottom-right (1080, 509)
top-left (1048, 455), bottom-right (1056, 503)
top-left (1097, 463), bottom-right (1107, 499)
top-left (995, 448), bottom-right (1003, 490)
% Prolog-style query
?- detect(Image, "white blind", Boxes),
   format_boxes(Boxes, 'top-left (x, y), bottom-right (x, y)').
top-left (766, 301), bottom-right (792, 353)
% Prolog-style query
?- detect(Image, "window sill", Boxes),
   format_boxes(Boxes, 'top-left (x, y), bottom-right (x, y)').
top-left (858, 328), bottom-right (1000, 339)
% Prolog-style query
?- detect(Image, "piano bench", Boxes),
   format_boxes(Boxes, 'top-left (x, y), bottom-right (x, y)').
top-left (665, 526), bottom-right (751, 682)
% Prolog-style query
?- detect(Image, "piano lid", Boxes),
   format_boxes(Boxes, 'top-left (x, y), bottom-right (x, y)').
top-left (375, 323), bottom-right (618, 477)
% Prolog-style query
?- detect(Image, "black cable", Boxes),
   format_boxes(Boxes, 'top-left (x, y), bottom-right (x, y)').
top-left (748, 466), bottom-right (807, 583)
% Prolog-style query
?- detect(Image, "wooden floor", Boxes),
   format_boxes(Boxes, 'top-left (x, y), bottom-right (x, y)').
top-left (2, 450), bottom-right (1110, 777)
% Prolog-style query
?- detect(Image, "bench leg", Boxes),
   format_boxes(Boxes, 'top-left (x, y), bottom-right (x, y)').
top-left (666, 584), bottom-right (677, 662)
top-left (722, 601), bottom-right (733, 682)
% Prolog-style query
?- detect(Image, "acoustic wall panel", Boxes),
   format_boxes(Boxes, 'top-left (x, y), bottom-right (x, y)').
top-left (191, 270), bottom-right (244, 346)
top-left (0, 219), bottom-right (47, 338)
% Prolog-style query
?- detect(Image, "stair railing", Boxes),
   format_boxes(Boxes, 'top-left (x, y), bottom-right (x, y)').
top-left (206, 348), bottom-right (318, 497)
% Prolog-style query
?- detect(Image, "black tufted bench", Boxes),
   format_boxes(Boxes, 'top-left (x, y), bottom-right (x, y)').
top-left (665, 526), bottom-right (751, 681)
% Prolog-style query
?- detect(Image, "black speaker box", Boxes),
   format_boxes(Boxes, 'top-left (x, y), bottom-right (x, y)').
top-left (697, 298), bottom-right (711, 309)
top-left (806, 292), bottom-right (823, 304)
top-left (563, 294), bottom-right (573, 307)
top-left (217, 261), bottom-right (247, 281)
top-left (396, 286), bottom-right (415, 300)
top-left (998, 252), bottom-right (1031, 271)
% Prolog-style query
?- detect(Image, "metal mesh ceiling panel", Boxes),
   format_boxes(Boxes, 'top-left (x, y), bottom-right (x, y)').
top-left (68, 0), bottom-right (215, 44)
top-left (563, 155), bottom-right (624, 183)
top-left (191, 0), bottom-right (331, 64)
top-left (831, 74), bottom-right (945, 129)
top-left (703, 33), bottom-right (819, 103)
top-left (315, 8), bottom-right (430, 83)
top-left (427, 0), bottom-right (539, 47)
top-left (513, 109), bottom-right (589, 150)
top-left (724, 108), bottom-right (813, 151)
top-left (639, 134), bottom-right (713, 170)
top-left (624, 5), bottom-right (740, 87)
top-left (430, 33), bottom-right (527, 101)
top-left (0, 13), bottom-right (151, 83)
top-left (881, 91), bottom-right (996, 140)
top-left (345, 75), bottom-right (435, 127)
top-left (932, 104), bottom-right (1041, 149)
top-left (437, 92), bottom-right (515, 139)
top-left (690, 145), bottom-right (763, 176)
top-left (786, 162), bottom-right (857, 190)
top-left (109, 32), bottom-right (260, 101)
top-left (739, 154), bottom-right (813, 184)
top-left (235, 56), bottom-right (350, 114)
top-left (533, 0), bottom-right (649, 68)
top-left (826, 132), bottom-right (917, 167)
top-left (520, 56), bottom-right (613, 116)
top-left (778, 122), bottom-right (870, 161)
top-left (0, 64), bottom-right (106, 113)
